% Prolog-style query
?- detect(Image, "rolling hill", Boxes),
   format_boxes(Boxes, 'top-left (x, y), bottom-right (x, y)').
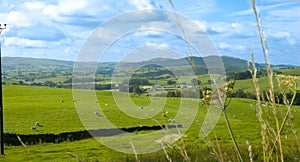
top-left (1, 56), bottom-right (299, 86)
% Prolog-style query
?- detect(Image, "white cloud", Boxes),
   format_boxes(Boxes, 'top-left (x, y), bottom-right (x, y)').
top-left (4, 37), bottom-right (46, 48)
top-left (129, 0), bottom-right (154, 9)
top-left (270, 31), bottom-right (291, 38)
top-left (43, 0), bottom-right (92, 22)
top-left (217, 42), bottom-right (246, 51)
top-left (43, 0), bottom-right (88, 18)
top-left (210, 22), bottom-right (231, 33)
top-left (25, 1), bottom-right (45, 10)
top-left (218, 42), bottom-right (230, 49)
top-left (134, 30), bottom-right (162, 37)
top-left (235, 45), bottom-right (246, 51)
top-left (5, 11), bottom-right (32, 27)
top-left (145, 42), bottom-right (168, 48)
top-left (0, 0), bottom-right (299, 65)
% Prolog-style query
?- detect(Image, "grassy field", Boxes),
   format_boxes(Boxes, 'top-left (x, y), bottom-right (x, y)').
top-left (280, 68), bottom-right (300, 76)
top-left (1, 85), bottom-right (300, 161)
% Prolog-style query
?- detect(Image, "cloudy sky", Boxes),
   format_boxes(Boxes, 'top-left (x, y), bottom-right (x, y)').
top-left (0, 0), bottom-right (299, 65)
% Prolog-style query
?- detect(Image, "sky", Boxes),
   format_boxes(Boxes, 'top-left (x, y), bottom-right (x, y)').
top-left (0, 0), bottom-right (299, 65)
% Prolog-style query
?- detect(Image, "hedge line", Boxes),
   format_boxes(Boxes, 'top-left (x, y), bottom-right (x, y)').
top-left (4, 124), bottom-right (183, 146)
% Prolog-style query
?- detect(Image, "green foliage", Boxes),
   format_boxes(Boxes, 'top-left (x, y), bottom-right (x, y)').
top-left (234, 71), bottom-right (253, 80)
top-left (167, 80), bottom-right (176, 85)
top-left (131, 85), bottom-right (145, 95)
top-left (191, 78), bottom-right (201, 85)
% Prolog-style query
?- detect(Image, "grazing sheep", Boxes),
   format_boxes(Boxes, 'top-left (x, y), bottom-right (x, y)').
top-left (72, 99), bottom-right (77, 103)
top-left (165, 111), bottom-right (168, 114)
top-left (162, 113), bottom-right (166, 117)
top-left (105, 104), bottom-right (108, 107)
top-left (233, 115), bottom-right (237, 119)
top-left (139, 106), bottom-right (143, 110)
top-left (204, 121), bottom-right (209, 125)
top-left (94, 112), bottom-right (100, 116)
top-left (60, 99), bottom-right (64, 103)
top-left (168, 118), bottom-right (176, 123)
top-left (31, 126), bottom-right (36, 131)
top-left (96, 101), bottom-right (99, 103)
top-left (35, 122), bottom-right (40, 126)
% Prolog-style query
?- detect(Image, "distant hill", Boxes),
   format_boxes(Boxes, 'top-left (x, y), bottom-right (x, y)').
top-left (2, 57), bottom-right (74, 70)
top-left (2, 56), bottom-right (298, 76)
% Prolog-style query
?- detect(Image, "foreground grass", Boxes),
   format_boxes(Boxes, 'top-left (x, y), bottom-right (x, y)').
top-left (1, 85), bottom-right (300, 161)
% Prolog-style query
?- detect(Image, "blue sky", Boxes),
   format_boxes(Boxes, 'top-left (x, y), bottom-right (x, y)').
top-left (0, 0), bottom-right (299, 65)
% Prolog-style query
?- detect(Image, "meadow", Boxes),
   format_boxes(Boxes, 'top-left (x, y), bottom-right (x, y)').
top-left (1, 85), bottom-right (299, 161)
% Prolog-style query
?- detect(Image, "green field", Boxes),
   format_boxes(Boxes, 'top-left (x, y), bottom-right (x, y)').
top-left (280, 68), bottom-right (300, 76)
top-left (1, 85), bottom-right (300, 161)
top-left (234, 75), bottom-right (300, 94)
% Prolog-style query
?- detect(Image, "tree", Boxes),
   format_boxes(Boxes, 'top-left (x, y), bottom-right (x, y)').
top-left (191, 78), bottom-right (201, 86)
top-left (167, 80), bottom-right (176, 85)
top-left (132, 85), bottom-right (144, 96)
top-left (234, 71), bottom-right (252, 80)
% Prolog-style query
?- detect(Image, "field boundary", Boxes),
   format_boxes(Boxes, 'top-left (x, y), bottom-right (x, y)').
top-left (4, 124), bottom-right (183, 146)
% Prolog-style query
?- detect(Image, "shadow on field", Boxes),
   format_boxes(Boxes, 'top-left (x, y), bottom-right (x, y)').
top-left (4, 124), bottom-right (183, 146)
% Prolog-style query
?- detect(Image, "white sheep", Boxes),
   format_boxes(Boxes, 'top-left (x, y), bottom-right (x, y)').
top-left (94, 112), bottom-right (100, 116)
top-left (168, 118), bottom-right (176, 123)
top-left (31, 126), bottom-right (36, 131)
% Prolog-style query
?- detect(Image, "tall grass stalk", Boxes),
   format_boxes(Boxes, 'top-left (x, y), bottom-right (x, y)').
top-left (250, 0), bottom-right (300, 161)
top-left (246, 140), bottom-right (254, 162)
top-left (215, 79), bottom-right (243, 162)
top-left (174, 125), bottom-right (190, 161)
top-left (250, 0), bottom-right (284, 158)
top-left (222, 110), bottom-right (243, 161)
top-left (67, 152), bottom-right (82, 162)
top-left (276, 76), bottom-right (300, 154)
top-left (130, 141), bottom-right (139, 162)
top-left (248, 48), bottom-right (269, 161)
top-left (204, 138), bottom-right (224, 162)
top-left (17, 134), bottom-right (32, 162)
top-left (161, 143), bottom-right (173, 162)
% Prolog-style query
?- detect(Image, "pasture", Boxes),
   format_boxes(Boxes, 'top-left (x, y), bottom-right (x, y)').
top-left (1, 85), bottom-right (300, 161)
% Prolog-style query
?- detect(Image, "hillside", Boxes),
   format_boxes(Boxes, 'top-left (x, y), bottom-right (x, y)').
top-left (2, 56), bottom-right (298, 86)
